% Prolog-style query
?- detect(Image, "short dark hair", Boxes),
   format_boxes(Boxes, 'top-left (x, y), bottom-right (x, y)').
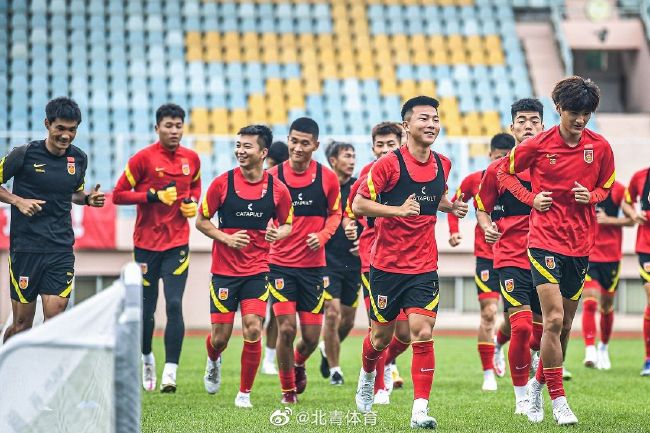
top-left (510, 98), bottom-right (544, 121)
top-left (289, 117), bottom-right (319, 140)
top-left (551, 76), bottom-right (600, 113)
top-left (401, 96), bottom-right (440, 121)
top-left (490, 133), bottom-right (516, 151)
top-left (155, 103), bottom-right (185, 125)
top-left (371, 122), bottom-right (403, 143)
top-left (238, 124), bottom-right (273, 150)
top-left (325, 141), bottom-right (355, 164)
top-left (45, 97), bottom-right (82, 125)
top-left (268, 141), bottom-right (289, 163)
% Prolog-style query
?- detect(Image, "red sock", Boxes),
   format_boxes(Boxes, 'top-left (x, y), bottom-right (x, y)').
top-left (643, 305), bottom-right (650, 359)
top-left (530, 322), bottom-right (543, 352)
top-left (279, 369), bottom-right (295, 392)
top-left (374, 350), bottom-right (386, 393)
top-left (582, 298), bottom-right (598, 346)
top-left (240, 340), bottom-right (262, 393)
top-left (508, 310), bottom-right (532, 387)
top-left (535, 357), bottom-right (545, 384)
top-left (478, 343), bottom-right (495, 371)
top-left (544, 367), bottom-right (565, 400)
top-left (385, 336), bottom-right (410, 365)
top-left (206, 334), bottom-right (221, 361)
top-left (411, 340), bottom-right (435, 400)
top-left (294, 348), bottom-right (309, 366)
top-left (361, 334), bottom-right (383, 373)
top-left (600, 309), bottom-right (614, 345)
top-left (496, 328), bottom-right (510, 346)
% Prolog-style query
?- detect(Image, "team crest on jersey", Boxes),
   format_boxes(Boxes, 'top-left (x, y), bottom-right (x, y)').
top-left (218, 288), bottom-right (229, 301)
top-left (323, 276), bottom-right (330, 288)
top-left (545, 256), bottom-right (556, 270)
top-left (377, 295), bottom-right (388, 310)
top-left (182, 163), bottom-right (190, 176)
top-left (480, 270), bottom-right (490, 282)
top-left (139, 263), bottom-right (148, 274)
top-left (18, 276), bottom-right (29, 290)
top-left (644, 262), bottom-right (650, 273)
top-left (584, 149), bottom-right (594, 164)
top-left (546, 154), bottom-right (557, 165)
top-left (67, 162), bottom-right (76, 175)
top-left (275, 278), bottom-right (285, 290)
top-left (504, 279), bottom-right (514, 293)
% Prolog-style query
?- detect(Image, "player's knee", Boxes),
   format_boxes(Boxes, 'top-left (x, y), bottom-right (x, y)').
top-left (278, 321), bottom-right (297, 339)
top-left (410, 326), bottom-right (433, 342)
top-left (166, 299), bottom-right (183, 318)
top-left (325, 307), bottom-right (340, 326)
top-left (395, 328), bottom-right (411, 344)
top-left (13, 317), bottom-right (33, 333)
top-left (544, 314), bottom-right (563, 335)
top-left (243, 323), bottom-right (263, 341)
top-left (480, 307), bottom-right (496, 326)
top-left (211, 334), bottom-right (228, 352)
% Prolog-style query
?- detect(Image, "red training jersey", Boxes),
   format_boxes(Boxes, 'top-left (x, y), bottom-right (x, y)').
top-left (201, 168), bottom-right (293, 277)
top-left (590, 181), bottom-right (625, 262)
top-left (268, 160), bottom-right (341, 268)
top-left (448, 170), bottom-right (493, 260)
top-left (477, 159), bottom-right (531, 269)
top-left (499, 126), bottom-right (616, 257)
top-left (113, 142), bottom-right (201, 251)
top-left (625, 167), bottom-right (650, 254)
top-left (348, 161), bottom-right (375, 273)
top-left (358, 148), bottom-right (451, 274)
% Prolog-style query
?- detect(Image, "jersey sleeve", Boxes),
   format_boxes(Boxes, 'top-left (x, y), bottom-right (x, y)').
top-left (359, 155), bottom-right (397, 200)
top-left (476, 164), bottom-right (499, 213)
top-left (200, 175), bottom-right (226, 219)
top-left (503, 137), bottom-right (538, 175)
top-left (625, 170), bottom-right (644, 204)
top-left (0, 145), bottom-right (28, 184)
top-left (610, 181), bottom-right (625, 206)
top-left (324, 169), bottom-right (342, 215)
top-left (112, 152), bottom-right (148, 204)
top-left (189, 153), bottom-right (202, 201)
top-left (588, 143), bottom-right (616, 204)
top-left (75, 153), bottom-right (88, 192)
top-left (448, 171), bottom-right (473, 234)
top-left (274, 180), bottom-right (294, 225)
top-left (346, 175), bottom-right (365, 219)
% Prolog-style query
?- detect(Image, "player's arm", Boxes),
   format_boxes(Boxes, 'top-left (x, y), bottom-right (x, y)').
top-left (266, 183), bottom-right (293, 243)
top-left (448, 175), bottom-right (474, 246)
top-left (0, 145), bottom-right (46, 216)
top-left (437, 159), bottom-right (468, 218)
top-left (71, 184), bottom-right (105, 207)
top-left (307, 171), bottom-right (342, 250)
top-left (573, 145), bottom-right (616, 205)
top-left (597, 183), bottom-right (634, 226)
top-left (180, 157), bottom-right (202, 218)
top-left (622, 172), bottom-right (648, 224)
top-left (475, 166), bottom-right (501, 243)
top-left (196, 180), bottom-right (250, 249)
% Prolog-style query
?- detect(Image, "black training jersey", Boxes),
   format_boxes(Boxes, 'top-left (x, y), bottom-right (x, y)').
top-left (0, 140), bottom-right (87, 252)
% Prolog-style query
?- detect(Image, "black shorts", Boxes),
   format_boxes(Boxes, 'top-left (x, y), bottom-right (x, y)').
top-left (639, 253), bottom-right (650, 285)
top-left (324, 268), bottom-right (361, 307)
top-left (134, 244), bottom-right (190, 290)
top-left (498, 267), bottom-right (541, 315)
top-left (528, 248), bottom-right (588, 301)
top-left (9, 251), bottom-right (75, 303)
top-left (368, 266), bottom-right (439, 323)
top-left (475, 257), bottom-right (500, 299)
top-left (586, 261), bottom-right (621, 293)
top-left (210, 273), bottom-right (269, 323)
top-left (269, 265), bottom-right (325, 314)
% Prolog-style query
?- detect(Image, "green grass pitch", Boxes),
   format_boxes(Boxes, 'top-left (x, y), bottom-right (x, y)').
top-left (143, 335), bottom-right (648, 432)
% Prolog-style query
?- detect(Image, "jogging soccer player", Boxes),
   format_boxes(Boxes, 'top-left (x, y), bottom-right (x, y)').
top-left (197, 125), bottom-right (293, 408)
top-left (448, 132), bottom-right (516, 391)
top-left (581, 180), bottom-right (632, 369)
top-left (346, 122), bottom-right (410, 404)
top-left (317, 141), bottom-right (360, 386)
top-left (353, 96), bottom-right (468, 429)
top-left (498, 77), bottom-right (615, 425)
top-left (0, 97), bottom-right (105, 341)
top-left (476, 98), bottom-right (546, 414)
top-left (113, 103), bottom-right (201, 393)
top-left (261, 140), bottom-right (289, 375)
top-left (621, 166), bottom-right (650, 375)
top-left (267, 117), bottom-right (341, 404)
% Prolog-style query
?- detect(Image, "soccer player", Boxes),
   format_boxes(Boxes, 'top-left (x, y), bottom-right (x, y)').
top-left (113, 103), bottom-right (201, 393)
top-left (448, 132), bottom-right (516, 391)
top-left (476, 98), bottom-right (545, 414)
top-left (498, 77), bottom-right (615, 425)
top-left (581, 180), bottom-right (632, 369)
top-left (0, 97), bottom-right (105, 341)
top-left (621, 166), bottom-right (650, 375)
top-left (353, 96), bottom-right (468, 429)
top-left (267, 117), bottom-right (341, 404)
top-left (197, 125), bottom-right (293, 408)
top-left (317, 141), bottom-right (360, 386)
top-left (261, 140), bottom-right (289, 375)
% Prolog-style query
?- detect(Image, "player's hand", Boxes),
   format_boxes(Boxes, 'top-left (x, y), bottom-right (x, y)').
top-left (533, 191), bottom-right (553, 212)
top-left (596, 208), bottom-right (609, 225)
top-left (344, 220), bottom-right (358, 240)
top-left (398, 193), bottom-right (420, 217)
top-left (452, 193), bottom-right (469, 218)
top-left (86, 184), bottom-right (105, 207)
top-left (147, 181), bottom-right (177, 206)
top-left (265, 221), bottom-right (280, 243)
top-left (632, 211), bottom-right (648, 225)
top-left (225, 230), bottom-right (250, 249)
top-left (180, 198), bottom-right (197, 218)
top-left (572, 181), bottom-right (590, 204)
top-left (349, 239), bottom-right (360, 256)
top-left (484, 222), bottom-right (501, 244)
top-left (306, 233), bottom-right (322, 250)
top-left (448, 232), bottom-right (462, 247)
top-left (15, 197), bottom-right (46, 217)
